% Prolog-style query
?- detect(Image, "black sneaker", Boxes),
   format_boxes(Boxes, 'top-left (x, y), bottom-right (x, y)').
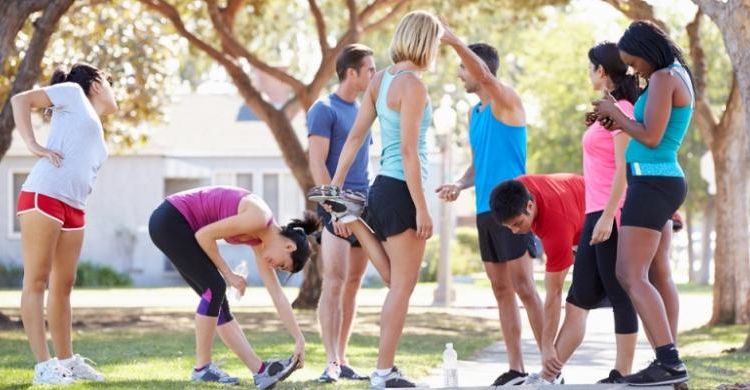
top-left (623, 360), bottom-right (689, 386)
top-left (597, 369), bottom-right (624, 384)
top-left (340, 364), bottom-right (369, 380)
top-left (491, 369), bottom-right (528, 386)
top-left (368, 366), bottom-right (415, 389)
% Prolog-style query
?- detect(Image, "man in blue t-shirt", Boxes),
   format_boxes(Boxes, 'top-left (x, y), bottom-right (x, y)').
top-left (436, 25), bottom-right (545, 386)
top-left (307, 43), bottom-right (374, 384)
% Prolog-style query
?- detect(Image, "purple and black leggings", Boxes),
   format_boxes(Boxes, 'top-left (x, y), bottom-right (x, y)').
top-left (149, 200), bottom-right (233, 325)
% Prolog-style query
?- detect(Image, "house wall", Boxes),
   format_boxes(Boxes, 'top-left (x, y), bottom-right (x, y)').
top-left (1, 154), bottom-right (447, 287)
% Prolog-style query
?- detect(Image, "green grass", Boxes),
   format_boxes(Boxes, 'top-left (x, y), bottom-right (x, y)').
top-left (0, 308), bottom-right (499, 389)
top-left (679, 325), bottom-right (750, 389)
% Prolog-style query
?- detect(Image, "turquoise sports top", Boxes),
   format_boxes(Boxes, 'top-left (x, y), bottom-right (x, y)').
top-left (375, 67), bottom-right (431, 182)
top-left (626, 62), bottom-right (694, 177)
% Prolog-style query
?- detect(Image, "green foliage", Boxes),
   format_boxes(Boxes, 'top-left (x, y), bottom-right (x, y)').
top-left (0, 263), bottom-right (23, 288)
top-left (420, 227), bottom-right (483, 282)
top-left (1, 0), bottom-right (178, 152)
top-left (75, 262), bottom-right (132, 288)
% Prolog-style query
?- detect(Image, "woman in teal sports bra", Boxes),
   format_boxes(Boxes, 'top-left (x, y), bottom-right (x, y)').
top-left (326, 10), bottom-right (443, 389)
top-left (592, 20), bottom-right (693, 387)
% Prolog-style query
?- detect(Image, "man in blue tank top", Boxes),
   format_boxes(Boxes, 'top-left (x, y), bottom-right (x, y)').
top-left (437, 24), bottom-right (545, 386)
top-left (307, 44), bottom-right (374, 384)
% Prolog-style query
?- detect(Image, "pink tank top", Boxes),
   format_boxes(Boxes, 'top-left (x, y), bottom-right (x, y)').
top-left (166, 186), bottom-right (272, 246)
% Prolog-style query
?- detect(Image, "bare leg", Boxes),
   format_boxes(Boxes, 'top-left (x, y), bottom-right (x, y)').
top-left (616, 226), bottom-right (673, 347)
top-left (484, 261), bottom-right (524, 372)
top-left (195, 314), bottom-right (218, 368)
top-left (216, 320), bottom-right (263, 372)
top-left (614, 333), bottom-right (638, 375)
top-left (47, 229), bottom-right (83, 360)
top-left (346, 220), bottom-right (390, 285)
top-left (317, 229), bottom-right (350, 364)
top-left (650, 222), bottom-right (679, 344)
top-left (552, 303), bottom-right (588, 365)
top-left (376, 229), bottom-right (424, 369)
top-left (338, 247), bottom-right (368, 364)
top-left (20, 212), bottom-right (62, 362)
top-left (507, 253), bottom-right (544, 350)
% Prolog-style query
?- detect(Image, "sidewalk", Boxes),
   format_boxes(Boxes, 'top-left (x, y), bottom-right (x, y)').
top-left (418, 292), bottom-right (708, 388)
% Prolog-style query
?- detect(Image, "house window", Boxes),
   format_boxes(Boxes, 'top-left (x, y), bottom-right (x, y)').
top-left (263, 173), bottom-right (279, 217)
top-left (164, 178), bottom-right (209, 197)
top-left (11, 173), bottom-right (29, 234)
top-left (236, 173), bottom-right (253, 192)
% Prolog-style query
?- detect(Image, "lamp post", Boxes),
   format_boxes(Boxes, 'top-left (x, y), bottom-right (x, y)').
top-left (432, 94), bottom-right (457, 306)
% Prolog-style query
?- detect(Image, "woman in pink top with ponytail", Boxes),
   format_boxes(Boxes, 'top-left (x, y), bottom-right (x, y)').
top-left (524, 42), bottom-right (640, 386)
top-left (149, 186), bottom-right (319, 389)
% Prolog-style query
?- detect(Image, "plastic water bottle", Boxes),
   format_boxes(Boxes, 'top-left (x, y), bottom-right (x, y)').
top-left (442, 342), bottom-right (458, 388)
top-left (228, 260), bottom-right (248, 301)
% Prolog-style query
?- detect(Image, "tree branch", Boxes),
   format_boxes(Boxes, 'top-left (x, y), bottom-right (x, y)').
top-left (204, 0), bottom-right (307, 97)
top-left (307, 0), bottom-right (329, 52)
top-left (222, 0), bottom-right (243, 28)
top-left (0, 0), bottom-right (74, 160)
top-left (363, 0), bottom-right (410, 34)
top-left (137, 0), bottom-right (236, 69)
top-left (347, 0), bottom-right (358, 31)
top-left (601, 0), bottom-right (669, 32)
top-left (0, 0), bottom-right (52, 68)
top-left (685, 8), bottom-right (718, 149)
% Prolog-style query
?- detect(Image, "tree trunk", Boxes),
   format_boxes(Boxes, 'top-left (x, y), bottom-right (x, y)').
top-left (698, 197), bottom-right (714, 285)
top-left (292, 242), bottom-right (323, 309)
top-left (709, 82), bottom-right (750, 325)
top-left (686, 209), bottom-right (696, 283)
top-left (0, 0), bottom-right (75, 160)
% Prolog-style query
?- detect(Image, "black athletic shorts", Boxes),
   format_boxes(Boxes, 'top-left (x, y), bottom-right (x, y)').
top-left (365, 175), bottom-right (417, 241)
top-left (621, 169), bottom-right (687, 231)
top-left (476, 212), bottom-right (537, 262)
top-left (316, 204), bottom-right (361, 247)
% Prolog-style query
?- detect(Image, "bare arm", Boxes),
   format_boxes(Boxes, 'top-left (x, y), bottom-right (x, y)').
top-left (194, 207), bottom-right (268, 276)
top-left (331, 74), bottom-right (380, 187)
top-left (256, 257), bottom-right (305, 341)
top-left (595, 72), bottom-right (674, 148)
top-left (399, 75), bottom-right (432, 240)
top-left (255, 255), bottom-right (305, 362)
top-left (308, 136), bottom-right (332, 185)
top-left (10, 89), bottom-right (63, 167)
top-left (441, 24), bottom-right (523, 122)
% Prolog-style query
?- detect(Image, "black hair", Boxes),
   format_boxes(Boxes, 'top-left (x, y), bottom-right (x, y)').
top-left (489, 179), bottom-right (532, 224)
top-left (280, 210), bottom-right (321, 273)
top-left (588, 42), bottom-right (640, 104)
top-left (618, 20), bottom-right (695, 91)
top-left (468, 43), bottom-right (499, 76)
top-left (50, 62), bottom-right (112, 97)
top-left (336, 44), bottom-right (374, 81)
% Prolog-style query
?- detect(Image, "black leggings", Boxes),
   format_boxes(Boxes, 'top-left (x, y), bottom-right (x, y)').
top-left (566, 211), bottom-right (638, 334)
top-left (149, 200), bottom-right (232, 325)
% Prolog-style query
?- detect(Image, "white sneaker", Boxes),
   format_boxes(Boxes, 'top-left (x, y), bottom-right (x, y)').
top-left (59, 354), bottom-right (105, 381)
top-left (523, 372), bottom-right (551, 385)
top-left (33, 358), bottom-right (76, 385)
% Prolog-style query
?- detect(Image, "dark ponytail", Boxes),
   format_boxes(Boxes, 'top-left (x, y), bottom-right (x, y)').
top-left (49, 63), bottom-right (111, 97)
top-left (618, 20), bottom-right (695, 91)
top-left (588, 42), bottom-right (640, 104)
top-left (280, 210), bottom-right (321, 273)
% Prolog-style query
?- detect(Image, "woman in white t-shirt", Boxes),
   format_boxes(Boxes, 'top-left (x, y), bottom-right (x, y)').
top-left (11, 63), bottom-right (117, 385)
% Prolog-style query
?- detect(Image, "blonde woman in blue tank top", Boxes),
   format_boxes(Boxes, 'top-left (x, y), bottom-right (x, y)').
top-left (592, 21), bottom-right (693, 387)
top-left (328, 10), bottom-right (442, 389)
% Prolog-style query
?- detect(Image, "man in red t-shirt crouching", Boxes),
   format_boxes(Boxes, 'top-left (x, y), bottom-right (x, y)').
top-left (490, 173), bottom-right (585, 384)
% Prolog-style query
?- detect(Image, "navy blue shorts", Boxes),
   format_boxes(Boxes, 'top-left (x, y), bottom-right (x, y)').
top-left (365, 175), bottom-right (417, 241)
top-left (476, 212), bottom-right (537, 262)
top-left (621, 169), bottom-right (687, 231)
